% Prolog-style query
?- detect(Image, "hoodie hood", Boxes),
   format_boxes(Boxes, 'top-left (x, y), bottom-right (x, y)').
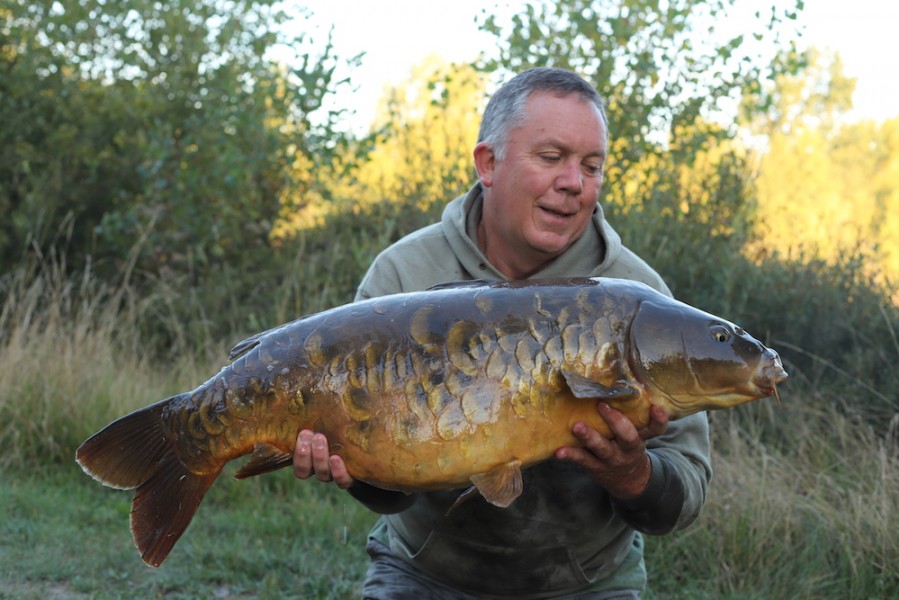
top-left (441, 183), bottom-right (624, 282)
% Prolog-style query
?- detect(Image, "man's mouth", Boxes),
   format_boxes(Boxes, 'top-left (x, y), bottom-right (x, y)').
top-left (538, 205), bottom-right (576, 219)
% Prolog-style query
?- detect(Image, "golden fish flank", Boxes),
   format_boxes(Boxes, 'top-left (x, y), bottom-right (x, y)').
top-left (75, 277), bottom-right (787, 567)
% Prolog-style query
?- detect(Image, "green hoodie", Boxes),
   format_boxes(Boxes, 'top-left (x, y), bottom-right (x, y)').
top-left (351, 185), bottom-right (711, 598)
top-left (357, 185), bottom-right (673, 301)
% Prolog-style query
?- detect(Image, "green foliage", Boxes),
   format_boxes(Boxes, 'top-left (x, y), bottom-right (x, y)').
top-left (135, 193), bottom-right (438, 359)
top-left (742, 47), bottom-right (856, 136)
top-left (745, 50), bottom-right (899, 287)
top-left (1, 0), bottom-right (357, 281)
top-left (479, 0), bottom-right (805, 179)
top-left (354, 57), bottom-right (483, 210)
top-left (273, 57), bottom-right (482, 240)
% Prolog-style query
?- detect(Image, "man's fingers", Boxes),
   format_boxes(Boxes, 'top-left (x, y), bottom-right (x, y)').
top-left (565, 421), bottom-right (618, 465)
top-left (312, 433), bottom-right (333, 482)
top-left (556, 403), bottom-right (659, 499)
top-left (293, 429), bottom-right (315, 479)
top-left (329, 455), bottom-right (354, 489)
top-left (637, 405), bottom-right (669, 440)
top-left (596, 402), bottom-right (642, 446)
top-left (293, 429), bottom-right (355, 488)
top-left (293, 429), bottom-right (332, 481)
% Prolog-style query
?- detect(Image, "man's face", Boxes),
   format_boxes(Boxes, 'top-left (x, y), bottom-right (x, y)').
top-left (476, 91), bottom-right (607, 278)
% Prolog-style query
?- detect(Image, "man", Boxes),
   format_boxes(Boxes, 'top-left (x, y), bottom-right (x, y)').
top-left (293, 67), bottom-right (711, 599)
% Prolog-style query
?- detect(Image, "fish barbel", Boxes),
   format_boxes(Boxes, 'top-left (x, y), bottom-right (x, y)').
top-left (76, 277), bottom-right (787, 567)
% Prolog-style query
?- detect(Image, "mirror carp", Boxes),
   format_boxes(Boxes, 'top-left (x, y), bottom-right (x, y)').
top-left (76, 277), bottom-right (787, 567)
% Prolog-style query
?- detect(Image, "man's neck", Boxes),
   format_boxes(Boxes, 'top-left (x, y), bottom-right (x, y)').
top-left (476, 218), bottom-right (554, 281)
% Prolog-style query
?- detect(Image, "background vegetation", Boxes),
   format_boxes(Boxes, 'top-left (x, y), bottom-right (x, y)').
top-left (1, 0), bottom-right (897, 597)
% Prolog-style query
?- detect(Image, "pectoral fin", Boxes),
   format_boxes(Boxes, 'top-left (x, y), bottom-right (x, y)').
top-left (470, 460), bottom-right (523, 508)
top-left (234, 442), bottom-right (294, 479)
top-left (561, 369), bottom-right (639, 401)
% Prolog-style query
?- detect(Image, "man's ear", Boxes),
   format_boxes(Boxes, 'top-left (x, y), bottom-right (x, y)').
top-left (473, 142), bottom-right (496, 188)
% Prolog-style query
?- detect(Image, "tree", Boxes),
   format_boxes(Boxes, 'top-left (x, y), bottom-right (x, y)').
top-left (478, 0), bottom-right (805, 193)
top-left (748, 49), bottom-right (899, 290)
top-left (357, 56), bottom-right (485, 209)
top-left (741, 47), bottom-right (855, 138)
top-left (273, 56), bottom-right (486, 237)
top-left (0, 0), bottom-right (356, 279)
top-left (876, 119), bottom-right (899, 292)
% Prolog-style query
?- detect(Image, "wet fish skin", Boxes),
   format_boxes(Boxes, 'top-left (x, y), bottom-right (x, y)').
top-left (75, 277), bottom-right (787, 567)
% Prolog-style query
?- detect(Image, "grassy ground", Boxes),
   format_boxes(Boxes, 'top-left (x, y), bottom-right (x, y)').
top-left (0, 466), bottom-right (374, 599)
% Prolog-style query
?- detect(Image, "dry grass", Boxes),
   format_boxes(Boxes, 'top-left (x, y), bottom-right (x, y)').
top-left (645, 402), bottom-right (899, 598)
top-left (0, 256), bottom-right (201, 468)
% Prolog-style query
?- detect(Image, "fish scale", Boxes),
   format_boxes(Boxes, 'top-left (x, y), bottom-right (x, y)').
top-left (75, 277), bottom-right (787, 567)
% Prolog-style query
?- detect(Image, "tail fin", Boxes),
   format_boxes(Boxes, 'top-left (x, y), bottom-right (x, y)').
top-left (75, 395), bottom-right (220, 567)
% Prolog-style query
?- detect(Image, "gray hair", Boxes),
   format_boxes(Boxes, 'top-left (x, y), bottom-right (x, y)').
top-left (478, 67), bottom-right (609, 160)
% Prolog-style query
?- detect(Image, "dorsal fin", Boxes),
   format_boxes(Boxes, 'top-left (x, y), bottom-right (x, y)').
top-left (426, 279), bottom-right (497, 291)
top-left (228, 315), bottom-right (312, 360)
top-left (228, 334), bottom-right (264, 360)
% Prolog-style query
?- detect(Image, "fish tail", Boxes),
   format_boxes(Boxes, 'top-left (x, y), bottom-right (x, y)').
top-left (75, 394), bottom-right (220, 567)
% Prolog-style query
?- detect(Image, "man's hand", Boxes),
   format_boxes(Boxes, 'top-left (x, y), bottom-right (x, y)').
top-left (293, 429), bottom-right (355, 489)
top-left (555, 402), bottom-right (668, 500)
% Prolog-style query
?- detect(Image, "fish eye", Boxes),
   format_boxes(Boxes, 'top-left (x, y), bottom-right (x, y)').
top-left (710, 324), bottom-right (731, 343)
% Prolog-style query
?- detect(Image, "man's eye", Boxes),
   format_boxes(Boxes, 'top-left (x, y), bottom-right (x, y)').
top-left (583, 163), bottom-right (603, 176)
top-left (539, 154), bottom-right (561, 163)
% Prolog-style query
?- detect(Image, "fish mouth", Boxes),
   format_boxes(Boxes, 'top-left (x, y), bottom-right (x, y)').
top-left (752, 350), bottom-right (789, 407)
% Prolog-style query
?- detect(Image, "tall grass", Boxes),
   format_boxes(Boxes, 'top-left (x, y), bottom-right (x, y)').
top-left (645, 404), bottom-right (899, 599)
top-left (0, 254), bottom-right (183, 468)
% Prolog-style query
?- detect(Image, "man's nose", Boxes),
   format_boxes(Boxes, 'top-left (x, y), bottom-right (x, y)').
top-left (554, 160), bottom-right (583, 194)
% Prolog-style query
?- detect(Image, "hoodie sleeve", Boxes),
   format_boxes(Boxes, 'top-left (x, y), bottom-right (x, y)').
top-left (611, 411), bottom-right (712, 534)
top-left (355, 222), bottom-right (472, 301)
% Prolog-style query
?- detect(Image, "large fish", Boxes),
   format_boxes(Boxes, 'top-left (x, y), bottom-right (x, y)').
top-left (76, 277), bottom-right (787, 567)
